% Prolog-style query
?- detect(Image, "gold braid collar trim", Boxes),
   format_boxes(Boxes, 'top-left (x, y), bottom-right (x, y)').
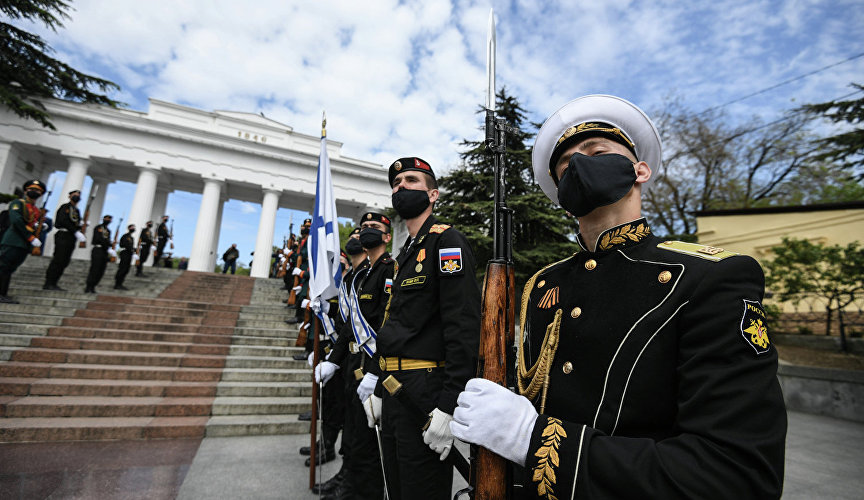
top-left (517, 257), bottom-right (572, 410)
top-left (532, 417), bottom-right (568, 500)
top-left (598, 222), bottom-right (650, 251)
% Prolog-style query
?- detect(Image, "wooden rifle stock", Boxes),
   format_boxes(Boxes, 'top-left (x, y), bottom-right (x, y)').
top-left (30, 189), bottom-right (52, 256)
top-left (474, 261), bottom-right (515, 500)
top-left (295, 303), bottom-right (311, 347)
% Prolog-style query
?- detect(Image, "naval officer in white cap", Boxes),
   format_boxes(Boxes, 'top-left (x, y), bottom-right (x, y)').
top-left (451, 95), bottom-right (786, 499)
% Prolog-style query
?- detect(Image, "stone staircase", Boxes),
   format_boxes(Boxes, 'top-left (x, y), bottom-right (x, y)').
top-left (0, 256), bottom-right (312, 442)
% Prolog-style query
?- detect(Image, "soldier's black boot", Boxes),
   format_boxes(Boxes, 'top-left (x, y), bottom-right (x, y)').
top-left (299, 439), bottom-right (320, 456)
top-left (0, 272), bottom-right (17, 303)
top-left (311, 464), bottom-right (344, 494)
top-left (304, 446), bottom-right (336, 467)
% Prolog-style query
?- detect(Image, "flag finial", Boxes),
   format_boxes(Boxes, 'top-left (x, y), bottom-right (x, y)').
top-left (321, 111), bottom-right (327, 138)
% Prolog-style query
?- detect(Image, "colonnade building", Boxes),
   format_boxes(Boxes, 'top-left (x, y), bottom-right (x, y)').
top-left (0, 98), bottom-right (391, 277)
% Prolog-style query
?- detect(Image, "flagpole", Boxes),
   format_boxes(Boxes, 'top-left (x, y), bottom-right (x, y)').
top-left (308, 111), bottom-right (326, 490)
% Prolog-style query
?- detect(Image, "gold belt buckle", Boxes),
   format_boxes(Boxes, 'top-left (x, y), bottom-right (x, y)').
top-left (378, 357), bottom-right (387, 371)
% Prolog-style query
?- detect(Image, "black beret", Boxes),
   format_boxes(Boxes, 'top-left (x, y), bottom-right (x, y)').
top-left (359, 212), bottom-right (391, 227)
top-left (302, 218), bottom-right (312, 225)
top-left (350, 227), bottom-right (362, 236)
top-left (388, 157), bottom-right (435, 186)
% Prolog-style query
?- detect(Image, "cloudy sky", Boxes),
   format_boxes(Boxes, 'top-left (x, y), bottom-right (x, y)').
top-left (20, 0), bottom-right (864, 264)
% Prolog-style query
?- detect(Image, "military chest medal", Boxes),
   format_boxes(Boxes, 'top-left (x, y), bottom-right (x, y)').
top-left (415, 249), bottom-right (425, 272)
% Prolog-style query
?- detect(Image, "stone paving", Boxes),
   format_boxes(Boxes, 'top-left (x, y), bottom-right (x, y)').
top-left (1, 410), bottom-right (859, 499)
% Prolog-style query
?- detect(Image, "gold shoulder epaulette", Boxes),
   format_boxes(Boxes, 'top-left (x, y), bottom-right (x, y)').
top-left (657, 241), bottom-right (738, 262)
top-left (429, 224), bottom-right (451, 234)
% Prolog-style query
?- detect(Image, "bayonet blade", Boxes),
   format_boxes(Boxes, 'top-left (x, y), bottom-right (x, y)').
top-left (485, 8), bottom-right (496, 111)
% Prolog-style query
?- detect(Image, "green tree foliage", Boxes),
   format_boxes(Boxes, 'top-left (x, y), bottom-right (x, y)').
top-left (435, 89), bottom-right (576, 288)
top-left (801, 84), bottom-right (864, 179)
top-left (764, 238), bottom-right (864, 351)
top-left (1, 0), bottom-right (120, 129)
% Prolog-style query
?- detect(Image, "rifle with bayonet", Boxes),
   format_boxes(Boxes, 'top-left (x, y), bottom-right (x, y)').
top-left (472, 10), bottom-right (517, 500)
top-left (78, 186), bottom-right (98, 248)
top-left (30, 180), bottom-right (54, 256)
top-left (109, 216), bottom-right (123, 263)
top-left (169, 219), bottom-right (174, 250)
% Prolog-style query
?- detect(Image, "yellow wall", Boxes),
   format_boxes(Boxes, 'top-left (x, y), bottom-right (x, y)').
top-left (696, 207), bottom-right (864, 259)
top-left (696, 207), bottom-right (864, 315)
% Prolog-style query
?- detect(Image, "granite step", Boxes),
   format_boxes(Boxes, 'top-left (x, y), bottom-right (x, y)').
top-left (9, 348), bottom-right (227, 369)
top-left (1, 395), bottom-right (215, 418)
top-left (0, 377), bottom-right (217, 397)
top-left (29, 336), bottom-right (231, 356)
top-left (0, 416), bottom-right (208, 441)
top-left (205, 415), bottom-right (309, 437)
top-left (0, 361), bottom-right (223, 381)
top-left (46, 326), bottom-right (233, 345)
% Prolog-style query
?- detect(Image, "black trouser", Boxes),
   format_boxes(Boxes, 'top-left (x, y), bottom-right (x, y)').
top-left (136, 243), bottom-right (151, 275)
top-left (115, 250), bottom-right (132, 287)
top-left (381, 367), bottom-right (451, 500)
top-left (86, 247), bottom-right (109, 289)
top-left (0, 245), bottom-right (29, 296)
top-left (342, 354), bottom-right (384, 500)
top-left (321, 359), bottom-right (345, 452)
top-left (152, 240), bottom-right (167, 267)
top-left (44, 231), bottom-right (76, 286)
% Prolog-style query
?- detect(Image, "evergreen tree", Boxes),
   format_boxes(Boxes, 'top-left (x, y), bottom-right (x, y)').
top-left (436, 89), bottom-right (576, 288)
top-left (801, 84), bottom-right (864, 180)
top-left (1, 0), bottom-right (120, 130)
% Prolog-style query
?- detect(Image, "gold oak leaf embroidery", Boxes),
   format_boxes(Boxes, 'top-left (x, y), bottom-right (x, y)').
top-left (599, 223), bottom-right (650, 250)
top-left (533, 417), bottom-right (567, 500)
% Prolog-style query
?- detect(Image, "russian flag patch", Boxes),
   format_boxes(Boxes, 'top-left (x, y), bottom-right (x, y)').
top-left (439, 247), bottom-right (463, 274)
top-left (384, 278), bottom-right (393, 294)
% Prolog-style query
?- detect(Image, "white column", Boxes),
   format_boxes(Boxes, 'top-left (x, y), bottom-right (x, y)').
top-left (72, 177), bottom-right (109, 260)
top-left (150, 188), bottom-right (170, 224)
top-left (207, 196), bottom-right (225, 271)
top-left (55, 156), bottom-right (90, 213)
top-left (0, 142), bottom-right (19, 195)
top-left (187, 177), bottom-right (224, 272)
top-left (251, 189), bottom-right (280, 278)
top-left (127, 166), bottom-right (159, 234)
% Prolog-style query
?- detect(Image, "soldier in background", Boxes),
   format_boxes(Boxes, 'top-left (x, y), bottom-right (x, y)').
top-left (152, 215), bottom-right (170, 267)
top-left (135, 220), bottom-right (153, 276)
top-left (363, 158), bottom-right (481, 500)
top-left (0, 180), bottom-right (47, 303)
top-left (114, 223), bottom-right (135, 290)
top-left (43, 190), bottom-right (87, 290)
top-left (84, 215), bottom-right (115, 293)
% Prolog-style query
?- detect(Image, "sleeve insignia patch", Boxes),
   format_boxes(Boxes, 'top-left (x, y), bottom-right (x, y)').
top-left (384, 278), bottom-right (392, 294)
top-left (740, 299), bottom-right (771, 355)
top-left (537, 286), bottom-right (560, 309)
top-left (360, 293), bottom-right (373, 300)
top-left (429, 224), bottom-right (451, 234)
top-left (439, 247), bottom-right (462, 273)
top-left (532, 417), bottom-right (567, 499)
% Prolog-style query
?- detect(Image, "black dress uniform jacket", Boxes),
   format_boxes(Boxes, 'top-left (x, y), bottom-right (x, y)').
top-left (375, 215), bottom-right (481, 414)
top-left (54, 203), bottom-right (82, 233)
top-left (518, 219), bottom-right (786, 499)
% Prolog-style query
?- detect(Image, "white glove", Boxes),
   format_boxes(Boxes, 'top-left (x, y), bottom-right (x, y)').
top-left (450, 378), bottom-right (538, 466)
top-left (133, 254), bottom-right (140, 264)
top-left (108, 248), bottom-right (117, 258)
top-left (292, 267), bottom-right (302, 276)
top-left (315, 361), bottom-right (339, 385)
top-left (311, 299), bottom-right (330, 315)
top-left (363, 395), bottom-right (382, 428)
top-left (423, 408), bottom-right (454, 460)
top-left (357, 372), bottom-right (379, 403)
top-left (301, 299), bottom-right (310, 309)
top-left (30, 238), bottom-right (42, 247)
top-left (307, 352), bottom-right (315, 368)
top-left (298, 322), bottom-right (307, 332)
top-left (292, 285), bottom-right (301, 293)
top-left (74, 231), bottom-right (86, 243)
top-left (41, 222), bottom-right (49, 230)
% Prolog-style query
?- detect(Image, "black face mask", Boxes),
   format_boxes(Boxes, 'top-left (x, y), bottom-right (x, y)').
top-left (392, 189), bottom-right (430, 219)
top-left (557, 153), bottom-right (637, 217)
top-left (345, 238), bottom-right (364, 255)
top-left (26, 190), bottom-right (42, 200)
top-left (359, 227), bottom-right (386, 249)
top-left (70, 195), bottom-right (81, 203)
top-left (301, 227), bottom-right (310, 236)
top-left (129, 228), bottom-right (136, 234)
top-left (146, 224), bottom-right (152, 228)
